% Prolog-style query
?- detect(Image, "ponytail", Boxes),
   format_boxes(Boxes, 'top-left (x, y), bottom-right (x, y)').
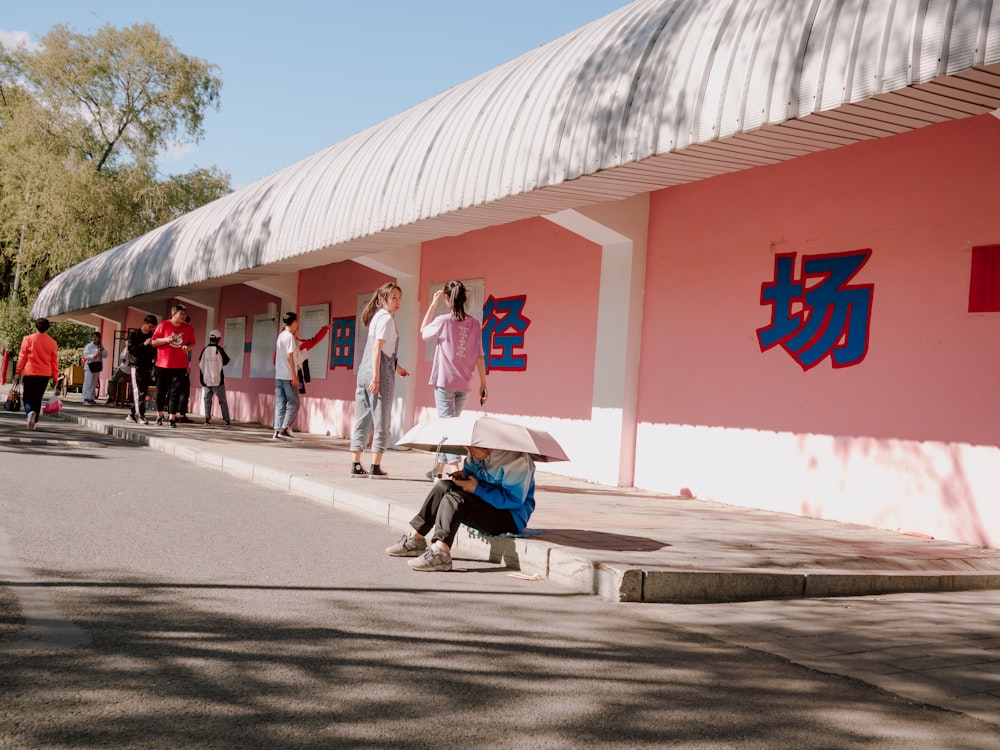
top-left (444, 280), bottom-right (468, 321)
top-left (362, 282), bottom-right (400, 326)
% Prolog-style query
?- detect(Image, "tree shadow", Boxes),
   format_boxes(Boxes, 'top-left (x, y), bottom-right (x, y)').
top-left (1, 580), bottom-right (991, 749)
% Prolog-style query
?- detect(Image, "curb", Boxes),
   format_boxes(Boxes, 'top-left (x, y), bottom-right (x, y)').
top-left (49, 409), bottom-right (1000, 604)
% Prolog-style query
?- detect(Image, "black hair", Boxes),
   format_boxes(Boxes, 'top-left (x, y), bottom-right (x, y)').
top-left (33, 318), bottom-right (50, 333)
top-left (443, 280), bottom-right (468, 321)
top-left (282, 311), bottom-right (298, 326)
top-left (144, 314), bottom-right (158, 325)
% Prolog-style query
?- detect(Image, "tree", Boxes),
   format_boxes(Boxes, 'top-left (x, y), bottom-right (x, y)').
top-left (0, 22), bottom-right (230, 306)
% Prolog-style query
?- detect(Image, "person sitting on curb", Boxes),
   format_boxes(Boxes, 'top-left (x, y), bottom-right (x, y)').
top-left (104, 346), bottom-right (131, 404)
top-left (385, 446), bottom-right (536, 572)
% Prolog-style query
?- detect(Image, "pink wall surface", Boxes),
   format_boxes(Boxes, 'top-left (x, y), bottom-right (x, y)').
top-left (637, 114), bottom-right (1000, 546)
top-left (420, 217), bottom-right (601, 421)
top-left (295, 260), bottom-right (393, 437)
top-left (190, 263), bottom-right (396, 434)
top-left (208, 285), bottom-right (280, 425)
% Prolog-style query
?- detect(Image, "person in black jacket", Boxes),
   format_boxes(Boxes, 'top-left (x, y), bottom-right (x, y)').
top-left (199, 329), bottom-right (232, 427)
top-left (126, 315), bottom-right (157, 425)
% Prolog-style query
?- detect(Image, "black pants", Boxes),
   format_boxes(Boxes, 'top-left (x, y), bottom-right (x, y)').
top-left (156, 368), bottom-right (187, 415)
top-left (410, 480), bottom-right (518, 547)
top-left (131, 367), bottom-right (153, 417)
top-left (21, 375), bottom-right (50, 417)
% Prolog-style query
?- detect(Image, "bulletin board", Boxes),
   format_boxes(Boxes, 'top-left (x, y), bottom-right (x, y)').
top-left (249, 313), bottom-right (278, 378)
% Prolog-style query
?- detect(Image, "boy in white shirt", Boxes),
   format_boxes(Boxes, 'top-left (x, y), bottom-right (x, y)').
top-left (199, 329), bottom-right (232, 427)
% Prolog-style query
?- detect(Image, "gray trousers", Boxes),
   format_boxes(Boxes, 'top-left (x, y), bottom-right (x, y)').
top-left (203, 382), bottom-right (230, 421)
top-left (349, 352), bottom-right (395, 455)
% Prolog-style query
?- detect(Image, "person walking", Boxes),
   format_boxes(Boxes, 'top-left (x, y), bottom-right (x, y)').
top-left (199, 329), bottom-right (232, 427)
top-left (81, 331), bottom-right (108, 405)
top-left (150, 304), bottom-right (195, 427)
top-left (273, 312), bottom-right (301, 439)
top-left (349, 283), bottom-right (410, 477)
top-left (386, 446), bottom-right (536, 572)
top-left (126, 314), bottom-right (157, 425)
top-left (15, 318), bottom-right (60, 430)
top-left (420, 280), bottom-right (487, 478)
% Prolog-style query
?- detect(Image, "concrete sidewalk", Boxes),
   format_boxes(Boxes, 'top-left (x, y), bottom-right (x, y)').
top-left (6, 391), bottom-right (1000, 604)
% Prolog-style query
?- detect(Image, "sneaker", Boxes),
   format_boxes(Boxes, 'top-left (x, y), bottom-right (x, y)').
top-left (155, 416), bottom-right (164, 426)
top-left (169, 418), bottom-right (177, 428)
top-left (349, 462), bottom-right (368, 478)
top-left (279, 428), bottom-right (296, 439)
top-left (224, 420), bottom-right (231, 427)
top-left (385, 533), bottom-right (427, 557)
top-left (27, 411), bottom-right (37, 430)
top-left (125, 413), bottom-right (137, 424)
top-left (409, 547), bottom-right (453, 572)
top-left (425, 470), bottom-right (439, 481)
top-left (370, 465), bottom-right (389, 479)
top-left (138, 416), bottom-right (149, 425)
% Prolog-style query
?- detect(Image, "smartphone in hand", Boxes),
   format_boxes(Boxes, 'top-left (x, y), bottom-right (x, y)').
top-left (449, 471), bottom-right (468, 480)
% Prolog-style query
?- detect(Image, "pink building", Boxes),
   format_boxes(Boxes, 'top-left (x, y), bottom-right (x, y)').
top-left (34, 1), bottom-right (1000, 546)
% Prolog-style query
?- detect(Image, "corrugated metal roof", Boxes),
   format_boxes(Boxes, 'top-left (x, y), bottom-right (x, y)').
top-left (33, 0), bottom-right (1000, 318)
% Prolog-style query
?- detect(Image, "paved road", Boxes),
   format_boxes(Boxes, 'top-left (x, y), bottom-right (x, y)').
top-left (2, 429), bottom-right (1000, 748)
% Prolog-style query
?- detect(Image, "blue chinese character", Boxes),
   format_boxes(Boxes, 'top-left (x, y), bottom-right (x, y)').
top-left (481, 295), bottom-right (531, 373)
top-left (757, 250), bottom-right (874, 370)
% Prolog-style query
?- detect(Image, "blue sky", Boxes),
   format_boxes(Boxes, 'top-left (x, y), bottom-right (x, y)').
top-left (1, 1), bottom-right (628, 188)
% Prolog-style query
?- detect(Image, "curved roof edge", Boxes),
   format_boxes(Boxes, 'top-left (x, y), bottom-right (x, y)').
top-left (34, 0), bottom-right (1000, 317)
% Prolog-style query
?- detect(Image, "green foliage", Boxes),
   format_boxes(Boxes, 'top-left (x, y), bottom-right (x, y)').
top-left (0, 297), bottom-right (31, 352)
top-left (49, 320), bottom-right (95, 350)
top-left (0, 21), bottom-right (231, 308)
top-left (0, 297), bottom-right (94, 369)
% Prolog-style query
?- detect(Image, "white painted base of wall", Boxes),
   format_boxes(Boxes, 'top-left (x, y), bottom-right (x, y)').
top-left (633, 423), bottom-right (1000, 549)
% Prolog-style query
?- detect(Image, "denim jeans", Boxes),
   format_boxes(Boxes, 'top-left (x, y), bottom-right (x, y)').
top-left (274, 379), bottom-right (299, 430)
top-left (433, 386), bottom-right (469, 464)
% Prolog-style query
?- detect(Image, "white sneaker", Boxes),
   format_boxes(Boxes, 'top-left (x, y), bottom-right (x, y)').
top-left (27, 411), bottom-right (37, 430)
top-left (408, 547), bottom-right (453, 572)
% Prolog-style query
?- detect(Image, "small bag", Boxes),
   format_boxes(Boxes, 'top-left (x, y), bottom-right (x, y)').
top-left (4, 383), bottom-right (21, 412)
top-left (88, 361), bottom-right (103, 373)
top-left (43, 397), bottom-right (64, 415)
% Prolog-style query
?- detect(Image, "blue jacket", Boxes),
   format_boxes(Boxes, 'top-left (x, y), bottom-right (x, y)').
top-left (464, 449), bottom-right (536, 532)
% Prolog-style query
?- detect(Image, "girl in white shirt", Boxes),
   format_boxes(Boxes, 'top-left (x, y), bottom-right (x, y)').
top-left (349, 283), bottom-right (410, 477)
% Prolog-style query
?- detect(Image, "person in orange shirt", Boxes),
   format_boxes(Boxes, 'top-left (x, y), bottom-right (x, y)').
top-left (15, 317), bottom-right (60, 430)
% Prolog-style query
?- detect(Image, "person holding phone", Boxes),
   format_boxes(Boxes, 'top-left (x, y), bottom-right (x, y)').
top-left (420, 280), bottom-right (488, 479)
top-left (385, 445), bottom-right (535, 572)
